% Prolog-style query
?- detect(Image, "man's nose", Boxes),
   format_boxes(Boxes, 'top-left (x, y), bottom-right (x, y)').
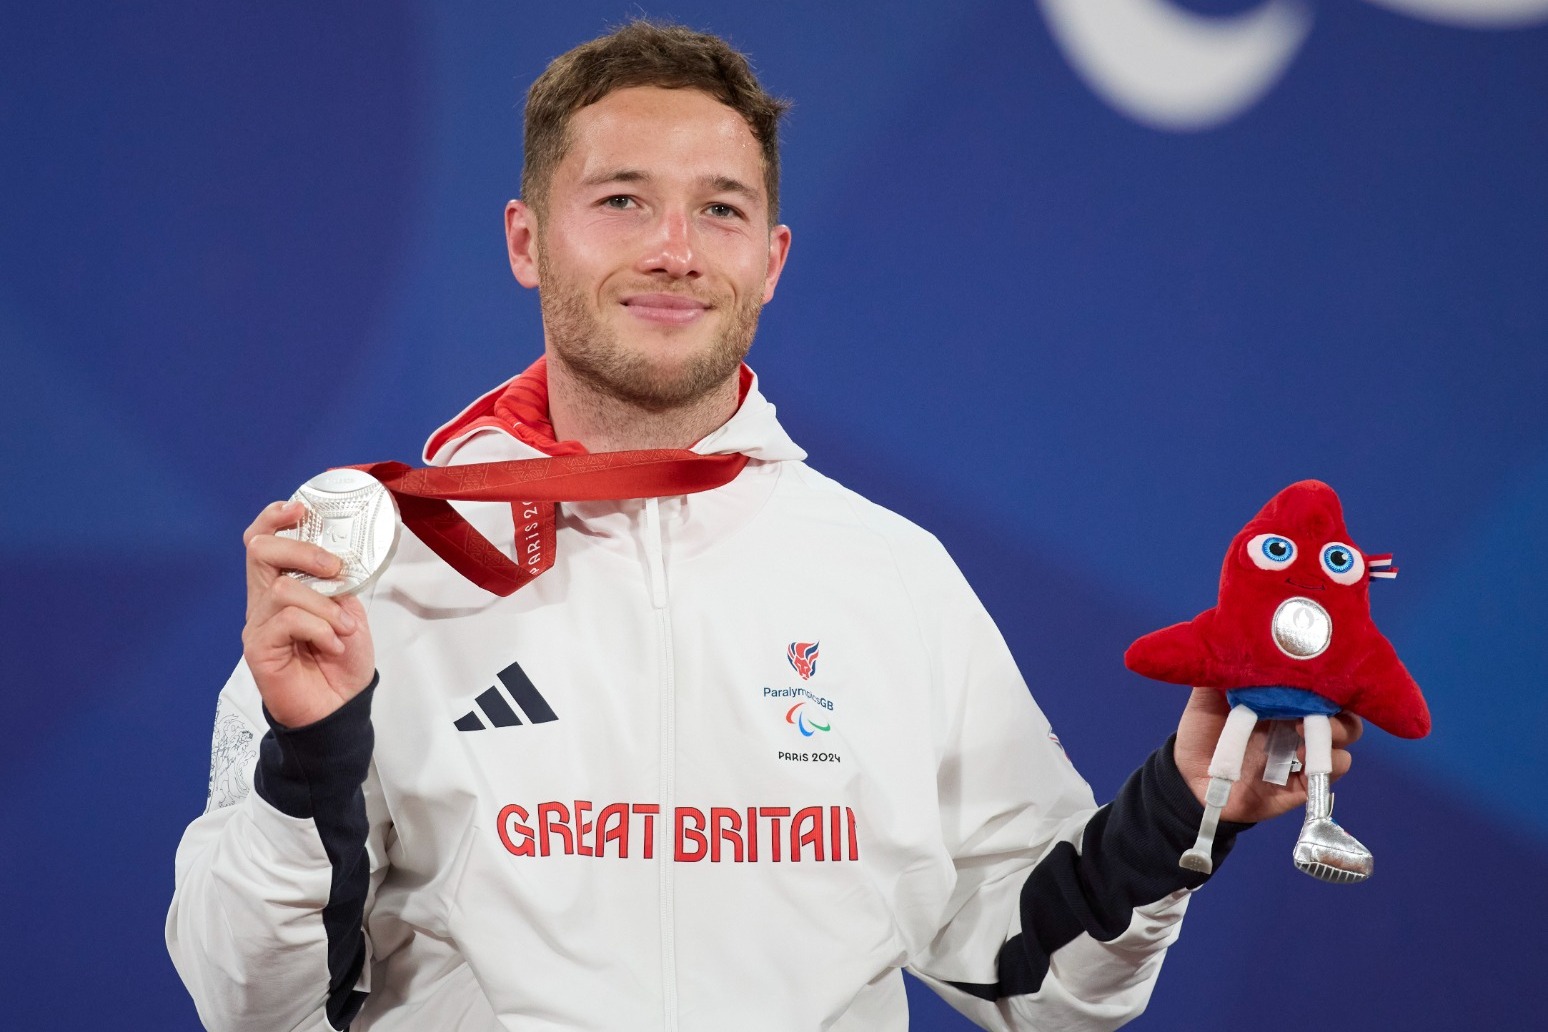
top-left (637, 209), bottom-right (699, 279)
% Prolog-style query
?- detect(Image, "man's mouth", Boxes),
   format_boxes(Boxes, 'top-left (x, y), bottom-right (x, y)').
top-left (621, 293), bottom-right (711, 325)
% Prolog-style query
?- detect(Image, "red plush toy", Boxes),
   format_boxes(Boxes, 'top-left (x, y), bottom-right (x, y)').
top-left (1126, 479), bottom-right (1429, 882)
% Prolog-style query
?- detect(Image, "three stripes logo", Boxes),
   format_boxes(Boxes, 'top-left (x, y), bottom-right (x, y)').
top-left (454, 660), bottom-right (558, 732)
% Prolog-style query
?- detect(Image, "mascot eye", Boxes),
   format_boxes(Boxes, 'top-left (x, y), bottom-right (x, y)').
top-left (1247, 533), bottom-right (1296, 570)
top-left (1321, 542), bottom-right (1364, 585)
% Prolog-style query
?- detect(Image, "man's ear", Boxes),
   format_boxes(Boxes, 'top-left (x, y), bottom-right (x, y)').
top-left (762, 224), bottom-right (792, 303)
top-left (506, 200), bottom-right (541, 288)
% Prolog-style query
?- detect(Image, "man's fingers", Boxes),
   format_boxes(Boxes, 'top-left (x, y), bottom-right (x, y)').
top-left (248, 574), bottom-right (358, 636)
top-left (1330, 712), bottom-right (1364, 749)
top-left (243, 500), bottom-right (342, 580)
top-left (243, 500), bottom-right (305, 547)
top-left (247, 530), bottom-right (343, 582)
top-left (1328, 747), bottom-right (1354, 784)
top-left (1293, 712), bottom-right (1364, 750)
top-left (237, 501), bottom-right (376, 730)
top-left (244, 500), bottom-right (343, 597)
top-left (244, 605), bottom-right (347, 659)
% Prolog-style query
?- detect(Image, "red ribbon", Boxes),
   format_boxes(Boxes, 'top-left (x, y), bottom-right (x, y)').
top-left (349, 451), bottom-right (748, 596)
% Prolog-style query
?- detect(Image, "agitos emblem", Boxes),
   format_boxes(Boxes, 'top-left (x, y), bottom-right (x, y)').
top-left (786, 641), bottom-right (820, 681)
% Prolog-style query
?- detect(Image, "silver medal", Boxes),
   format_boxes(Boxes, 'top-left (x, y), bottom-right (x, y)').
top-left (1271, 596), bottom-right (1331, 659)
top-left (278, 468), bottom-right (401, 596)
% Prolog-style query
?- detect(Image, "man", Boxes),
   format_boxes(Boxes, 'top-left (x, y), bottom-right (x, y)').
top-left (168, 21), bottom-right (1359, 1032)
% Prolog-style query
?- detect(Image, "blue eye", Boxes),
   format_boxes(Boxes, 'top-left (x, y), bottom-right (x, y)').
top-left (1247, 533), bottom-right (1296, 571)
top-left (1320, 541), bottom-right (1364, 585)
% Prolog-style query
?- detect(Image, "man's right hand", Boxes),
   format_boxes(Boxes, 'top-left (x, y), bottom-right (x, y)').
top-left (242, 500), bottom-right (376, 728)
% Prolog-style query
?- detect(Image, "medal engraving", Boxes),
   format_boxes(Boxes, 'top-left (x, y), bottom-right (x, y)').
top-left (279, 469), bottom-right (401, 596)
top-left (1271, 596), bottom-right (1331, 659)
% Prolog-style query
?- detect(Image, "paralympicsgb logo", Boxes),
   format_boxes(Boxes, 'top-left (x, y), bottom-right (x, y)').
top-left (764, 642), bottom-right (835, 739)
top-left (787, 641), bottom-right (820, 681)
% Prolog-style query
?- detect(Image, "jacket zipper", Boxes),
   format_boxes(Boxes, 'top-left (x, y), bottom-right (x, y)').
top-left (644, 497), bottom-right (678, 1031)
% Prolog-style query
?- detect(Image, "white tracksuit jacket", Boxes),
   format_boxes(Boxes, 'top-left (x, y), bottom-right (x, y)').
top-left (167, 372), bottom-right (1243, 1031)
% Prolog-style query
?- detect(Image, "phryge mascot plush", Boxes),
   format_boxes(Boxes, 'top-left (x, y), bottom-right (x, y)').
top-left (1125, 480), bottom-right (1430, 883)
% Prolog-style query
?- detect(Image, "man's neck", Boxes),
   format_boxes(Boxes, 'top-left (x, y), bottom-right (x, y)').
top-left (544, 354), bottom-right (740, 452)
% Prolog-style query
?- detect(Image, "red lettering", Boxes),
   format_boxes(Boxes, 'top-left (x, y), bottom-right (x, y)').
top-left (759, 807), bottom-right (790, 862)
top-left (710, 806), bottom-right (744, 863)
top-left (675, 806), bottom-right (708, 862)
top-left (634, 804), bottom-right (659, 860)
top-left (597, 803), bottom-right (630, 859)
top-left (792, 806), bottom-right (824, 862)
top-left (496, 804), bottom-right (534, 858)
top-left (537, 801), bottom-right (573, 857)
top-left (575, 799), bottom-right (594, 858)
top-left (499, 800), bottom-right (856, 864)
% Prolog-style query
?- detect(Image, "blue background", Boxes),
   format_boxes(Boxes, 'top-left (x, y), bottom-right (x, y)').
top-left (2, 1), bottom-right (1544, 1028)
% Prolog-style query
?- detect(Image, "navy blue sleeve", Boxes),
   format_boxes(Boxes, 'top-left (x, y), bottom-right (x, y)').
top-left (254, 675), bottom-right (378, 1030)
top-left (948, 736), bottom-right (1251, 1001)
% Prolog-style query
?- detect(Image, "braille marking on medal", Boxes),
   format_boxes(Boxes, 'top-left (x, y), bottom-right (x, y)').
top-left (1272, 596), bottom-right (1331, 659)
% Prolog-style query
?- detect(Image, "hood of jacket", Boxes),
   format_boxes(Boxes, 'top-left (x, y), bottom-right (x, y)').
top-left (422, 357), bottom-right (807, 468)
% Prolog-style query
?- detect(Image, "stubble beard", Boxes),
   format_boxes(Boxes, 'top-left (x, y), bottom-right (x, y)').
top-left (539, 265), bottom-right (763, 414)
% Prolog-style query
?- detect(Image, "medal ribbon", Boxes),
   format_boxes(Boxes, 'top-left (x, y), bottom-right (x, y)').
top-left (349, 451), bottom-right (748, 596)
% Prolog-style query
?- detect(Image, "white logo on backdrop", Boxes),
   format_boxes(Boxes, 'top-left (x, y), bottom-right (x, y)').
top-left (1363, 0), bottom-right (1548, 26)
top-left (1035, 0), bottom-right (1548, 131)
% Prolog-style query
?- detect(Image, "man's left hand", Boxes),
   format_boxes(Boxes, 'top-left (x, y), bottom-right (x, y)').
top-left (1173, 687), bottom-right (1364, 824)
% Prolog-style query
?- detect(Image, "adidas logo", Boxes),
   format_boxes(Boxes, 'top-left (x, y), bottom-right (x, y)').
top-left (454, 660), bottom-right (557, 731)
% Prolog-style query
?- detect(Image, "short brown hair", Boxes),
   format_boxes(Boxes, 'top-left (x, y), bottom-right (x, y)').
top-left (521, 21), bottom-right (790, 224)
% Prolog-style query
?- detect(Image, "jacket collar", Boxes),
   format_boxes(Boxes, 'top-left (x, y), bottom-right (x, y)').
top-left (423, 357), bottom-right (806, 467)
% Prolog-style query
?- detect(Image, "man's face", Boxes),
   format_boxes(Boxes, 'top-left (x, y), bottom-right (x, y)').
top-left (506, 86), bottom-right (791, 411)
